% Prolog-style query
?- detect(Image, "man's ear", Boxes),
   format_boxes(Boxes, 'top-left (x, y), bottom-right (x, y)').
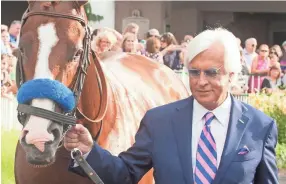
top-left (229, 72), bottom-right (235, 83)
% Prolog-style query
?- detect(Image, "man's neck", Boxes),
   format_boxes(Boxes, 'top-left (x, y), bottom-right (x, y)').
top-left (9, 33), bottom-right (16, 39)
top-left (201, 93), bottom-right (229, 111)
top-left (246, 49), bottom-right (254, 55)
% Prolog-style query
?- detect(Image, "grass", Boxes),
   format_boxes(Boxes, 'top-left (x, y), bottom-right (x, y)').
top-left (1, 130), bottom-right (20, 184)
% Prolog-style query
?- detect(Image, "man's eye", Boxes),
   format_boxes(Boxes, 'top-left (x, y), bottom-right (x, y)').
top-left (205, 69), bottom-right (219, 77)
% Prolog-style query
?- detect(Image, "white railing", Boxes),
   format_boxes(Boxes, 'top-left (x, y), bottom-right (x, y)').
top-left (249, 75), bottom-right (264, 93)
top-left (1, 97), bottom-right (22, 131)
top-left (233, 94), bottom-right (249, 103)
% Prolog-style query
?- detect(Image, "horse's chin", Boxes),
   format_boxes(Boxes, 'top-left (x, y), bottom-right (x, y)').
top-left (27, 156), bottom-right (56, 168)
top-left (22, 142), bottom-right (59, 167)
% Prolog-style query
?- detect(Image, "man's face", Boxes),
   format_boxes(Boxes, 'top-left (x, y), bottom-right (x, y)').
top-left (246, 40), bottom-right (257, 53)
top-left (188, 43), bottom-right (231, 110)
top-left (9, 23), bottom-right (21, 37)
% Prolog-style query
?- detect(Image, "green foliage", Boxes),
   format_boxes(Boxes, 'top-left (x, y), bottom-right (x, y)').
top-left (84, 3), bottom-right (104, 22)
top-left (276, 143), bottom-right (286, 169)
top-left (248, 92), bottom-right (286, 144)
top-left (265, 106), bottom-right (286, 144)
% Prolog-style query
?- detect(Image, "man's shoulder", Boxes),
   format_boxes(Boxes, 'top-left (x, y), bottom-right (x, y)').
top-left (145, 97), bottom-right (191, 119)
top-left (241, 102), bottom-right (274, 127)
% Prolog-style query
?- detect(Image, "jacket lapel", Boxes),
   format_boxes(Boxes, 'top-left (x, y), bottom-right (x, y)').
top-left (212, 96), bottom-right (250, 184)
top-left (171, 96), bottom-right (194, 184)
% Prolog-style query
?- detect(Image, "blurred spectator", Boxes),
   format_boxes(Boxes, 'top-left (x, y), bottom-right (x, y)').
top-left (269, 51), bottom-right (280, 68)
top-left (261, 63), bottom-right (283, 93)
top-left (249, 44), bottom-right (270, 92)
top-left (240, 47), bottom-right (250, 76)
top-left (243, 38), bottom-right (258, 71)
top-left (8, 20), bottom-right (21, 48)
top-left (1, 30), bottom-right (13, 54)
top-left (280, 41), bottom-right (286, 74)
top-left (123, 23), bottom-right (139, 36)
top-left (231, 47), bottom-right (250, 94)
top-left (122, 23), bottom-right (145, 53)
top-left (6, 55), bottom-right (17, 94)
top-left (1, 24), bottom-right (8, 32)
top-left (1, 54), bottom-right (15, 99)
top-left (270, 44), bottom-right (283, 59)
top-left (146, 29), bottom-right (160, 39)
top-left (1, 54), bottom-right (10, 85)
top-left (183, 35), bottom-right (193, 44)
top-left (121, 33), bottom-right (140, 54)
top-left (91, 31), bottom-right (117, 55)
top-left (160, 32), bottom-right (183, 70)
top-left (145, 37), bottom-right (163, 64)
top-left (98, 27), bottom-right (124, 52)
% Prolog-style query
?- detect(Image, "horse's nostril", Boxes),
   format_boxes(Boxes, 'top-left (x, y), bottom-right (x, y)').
top-left (46, 140), bottom-right (53, 145)
top-left (23, 130), bottom-right (29, 136)
top-left (20, 130), bottom-right (29, 140)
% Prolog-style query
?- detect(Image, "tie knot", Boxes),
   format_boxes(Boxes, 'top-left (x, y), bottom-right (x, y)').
top-left (204, 112), bottom-right (215, 126)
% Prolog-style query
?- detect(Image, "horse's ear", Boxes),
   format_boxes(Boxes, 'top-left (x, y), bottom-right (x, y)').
top-left (76, 0), bottom-right (88, 7)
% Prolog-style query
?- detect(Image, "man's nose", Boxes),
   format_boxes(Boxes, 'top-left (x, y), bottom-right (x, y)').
top-left (197, 72), bottom-right (209, 86)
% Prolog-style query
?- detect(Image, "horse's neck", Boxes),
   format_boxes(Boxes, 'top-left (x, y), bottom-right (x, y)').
top-left (76, 54), bottom-right (109, 132)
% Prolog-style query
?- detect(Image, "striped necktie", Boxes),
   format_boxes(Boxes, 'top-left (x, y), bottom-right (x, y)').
top-left (194, 112), bottom-right (217, 184)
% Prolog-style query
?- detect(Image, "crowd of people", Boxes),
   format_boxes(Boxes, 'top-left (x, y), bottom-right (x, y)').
top-left (1, 20), bottom-right (286, 100)
top-left (1, 20), bottom-right (20, 100)
top-left (90, 23), bottom-right (286, 95)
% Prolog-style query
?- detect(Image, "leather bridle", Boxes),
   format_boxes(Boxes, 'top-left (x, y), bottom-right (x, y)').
top-left (16, 6), bottom-right (103, 140)
top-left (15, 4), bottom-right (105, 184)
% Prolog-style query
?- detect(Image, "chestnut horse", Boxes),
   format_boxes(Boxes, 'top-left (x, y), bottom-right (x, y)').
top-left (14, 1), bottom-right (189, 184)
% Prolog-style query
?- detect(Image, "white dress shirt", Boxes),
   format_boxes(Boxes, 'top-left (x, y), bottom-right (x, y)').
top-left (191, 94), bottom-right (232, 171)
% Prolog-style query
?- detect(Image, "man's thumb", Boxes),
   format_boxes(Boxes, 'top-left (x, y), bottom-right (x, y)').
top-left (74, 124), bottom-right (87, 134)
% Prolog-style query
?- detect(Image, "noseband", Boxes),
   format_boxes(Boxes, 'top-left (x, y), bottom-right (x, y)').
top-left (16, 8), bottom-right (95, 134)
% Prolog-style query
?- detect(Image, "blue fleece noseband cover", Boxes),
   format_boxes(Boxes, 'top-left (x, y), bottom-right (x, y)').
top-left (17, 79), bottom-right (75, 112)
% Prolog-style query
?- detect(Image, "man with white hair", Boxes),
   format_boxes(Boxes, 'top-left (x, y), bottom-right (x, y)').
top-left (64, 28), bottom-right (278, 184)
top-left (243, 38), bottom-right (258, 71)
top-left (8, 20), bottom-right (21, 48)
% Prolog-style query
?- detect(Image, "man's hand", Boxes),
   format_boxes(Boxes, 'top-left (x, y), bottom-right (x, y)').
top-left (64, 124), bottom-right (93, 155)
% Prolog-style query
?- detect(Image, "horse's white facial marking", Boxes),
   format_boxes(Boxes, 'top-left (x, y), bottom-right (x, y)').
top-left (34, 23), bottom-right (59, 79)
top-left (23, 23), bottom-right (59, 146)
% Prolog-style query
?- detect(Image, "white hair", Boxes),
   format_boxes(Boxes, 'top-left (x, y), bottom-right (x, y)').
top-left (91, 30), bottom-right (117, 51)
top-left (245, 37), bottom-right (257, 45)
top-left (184, 28), bottom-right (242, 77)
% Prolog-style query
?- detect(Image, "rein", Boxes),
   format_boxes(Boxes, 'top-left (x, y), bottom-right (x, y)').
top-left (16, 6), bottom-right (105, 184)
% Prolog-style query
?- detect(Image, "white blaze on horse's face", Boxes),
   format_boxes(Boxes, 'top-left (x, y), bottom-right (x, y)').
top-left (23, 23), bottom-right (59, 149)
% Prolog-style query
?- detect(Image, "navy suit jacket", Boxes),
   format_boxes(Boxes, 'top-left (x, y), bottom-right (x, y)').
top-left (70, 96), bottom-right (279, 184)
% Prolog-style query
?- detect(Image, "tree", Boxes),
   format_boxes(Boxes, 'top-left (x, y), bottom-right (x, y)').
top-left (84, 2), bottom-right (104, 22)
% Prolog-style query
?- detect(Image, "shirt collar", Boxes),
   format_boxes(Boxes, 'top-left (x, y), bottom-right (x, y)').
top-left (193, 93), bottom-right (232, 126)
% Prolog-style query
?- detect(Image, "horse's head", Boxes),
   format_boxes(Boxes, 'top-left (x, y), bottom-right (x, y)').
top-left (16, 0), bottom-right (89, 166)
